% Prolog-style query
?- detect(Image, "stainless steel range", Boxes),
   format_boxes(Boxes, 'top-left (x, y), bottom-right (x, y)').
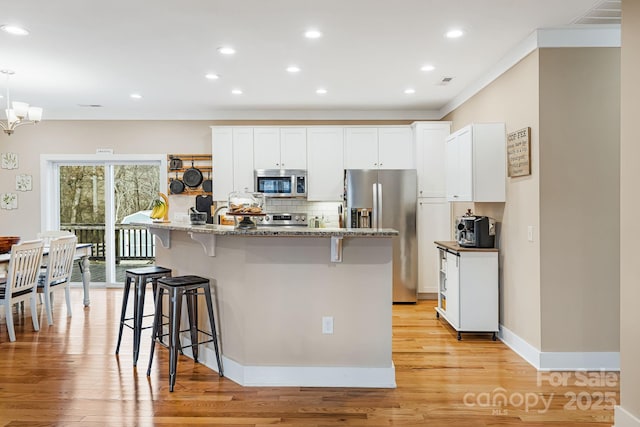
top-left (256, 212), bottom-right (308, 227)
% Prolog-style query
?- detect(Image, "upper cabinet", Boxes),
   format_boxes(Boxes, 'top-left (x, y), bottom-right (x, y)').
top-left (307, 127), bottom-right (344, 201)
top-left (344, 127), bottom-right (414, 170)
top-left (254, 127), bottom-right (306, 170)
top-left (445, 123), bottom-right (506, 202)
top-left (211, 127), bottom-right (255, 201)
top-left (414, 121), bottom-right (451, 198)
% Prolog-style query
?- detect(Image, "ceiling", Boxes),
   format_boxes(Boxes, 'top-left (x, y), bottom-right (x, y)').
top-left (0, 0), bottom-right (619, 120)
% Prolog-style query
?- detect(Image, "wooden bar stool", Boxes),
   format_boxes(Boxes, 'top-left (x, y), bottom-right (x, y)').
top-left (146, 275), bottom-right (223, 392)
top-left (115, 266), bottom-right (172, 366)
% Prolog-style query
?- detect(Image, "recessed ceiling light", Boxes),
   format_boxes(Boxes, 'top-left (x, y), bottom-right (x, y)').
top-left (130, 93), bottom-right (142, 99)
top-left (218, 46), bottom-right (236, 55)
top-left (421, 65), bottom-right (435, 72)
top-left (404, 88), bottom-right (416, 95)
top-left (286, 66), bottom-right (301, 73)
top-left (304, 29), bottom-right (322, 39)
top-left (0, 25), bottom-right (29, 36)
top-left (231, 89), bottom-right (243, 95)
top-left (445, 29), bottom-right (464, 39)
top-left (205, 73), bottom-right (220, 80)
top-left (316, 88), bottom-right (327, 95)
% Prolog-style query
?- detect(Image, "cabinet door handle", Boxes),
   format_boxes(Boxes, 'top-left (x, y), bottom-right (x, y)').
top-left (453, 195), bottom-right (459, 198)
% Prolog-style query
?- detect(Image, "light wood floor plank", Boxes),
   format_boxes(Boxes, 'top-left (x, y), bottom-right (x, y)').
top-left (0, 288), bottom-right (617, 426)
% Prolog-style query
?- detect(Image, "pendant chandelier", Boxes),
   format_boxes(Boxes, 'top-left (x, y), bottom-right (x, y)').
top-left (1, 69), bottom-right (43, 136)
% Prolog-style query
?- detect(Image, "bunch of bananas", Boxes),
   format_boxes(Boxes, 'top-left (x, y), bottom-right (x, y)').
top-left (150, 192), bottom-right (169, 220)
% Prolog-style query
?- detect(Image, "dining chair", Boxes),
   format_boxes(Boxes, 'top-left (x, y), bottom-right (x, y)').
top-left (0, 239), bottom-right (45, 342)
top-left (38, 235), bottom-right (77, 326)
top-left (37, 230), bottom-right (73, 246)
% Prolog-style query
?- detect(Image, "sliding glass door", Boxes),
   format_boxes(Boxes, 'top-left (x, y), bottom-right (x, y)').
top-left (42, 155), bottom-right (166, 285)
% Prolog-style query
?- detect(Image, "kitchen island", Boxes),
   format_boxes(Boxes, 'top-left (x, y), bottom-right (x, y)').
top-left (144, 222), bottom-right (398, 388)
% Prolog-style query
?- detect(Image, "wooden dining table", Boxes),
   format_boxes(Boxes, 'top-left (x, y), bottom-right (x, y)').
top-left (0, 243), bottom-right (93, 306)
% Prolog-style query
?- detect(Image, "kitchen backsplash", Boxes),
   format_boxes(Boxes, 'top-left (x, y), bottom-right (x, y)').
top-left (265, 199), bottom-right (342, 227)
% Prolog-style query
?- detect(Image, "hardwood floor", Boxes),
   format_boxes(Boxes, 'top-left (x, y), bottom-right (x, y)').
top-left (0, 288), bottom-right (617, 426)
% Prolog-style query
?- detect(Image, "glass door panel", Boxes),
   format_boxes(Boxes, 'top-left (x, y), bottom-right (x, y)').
top-left (58, 165), bottom-right (107, 282)
top-left (55, 161), bottom-right (161, 284)
top-left (113, 164), bottom-right (159, 282)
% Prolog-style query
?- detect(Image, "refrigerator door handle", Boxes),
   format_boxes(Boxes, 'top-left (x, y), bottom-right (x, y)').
top-left (377, 183), bottom-right (383, 229)
top-left (372, 183), bottom-right (378, 228)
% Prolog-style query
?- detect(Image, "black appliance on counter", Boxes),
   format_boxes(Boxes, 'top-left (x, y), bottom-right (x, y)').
top-left (195, 195), bottom-right (214, 224)
top-left (456, 215), bottom-right (496, 248)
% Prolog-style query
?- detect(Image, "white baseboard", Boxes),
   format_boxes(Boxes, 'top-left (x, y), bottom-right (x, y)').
top-left (498, 324), bottom-right (620, 371)
top-left (498, 324), bottom-right (542, 368)
top-left (180, 337), bottom-right (396, 388)
top-left (614, 406), bottom-right (640, 427)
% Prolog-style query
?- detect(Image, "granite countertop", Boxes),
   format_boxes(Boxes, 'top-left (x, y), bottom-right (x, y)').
top-left (434, 240), bottom-right (499, 252)
top-left (140, 222), bottom-right (399, 237)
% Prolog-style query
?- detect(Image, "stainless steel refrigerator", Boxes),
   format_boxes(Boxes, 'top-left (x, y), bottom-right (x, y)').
top-left (344, 169), bottom-right (417, 303)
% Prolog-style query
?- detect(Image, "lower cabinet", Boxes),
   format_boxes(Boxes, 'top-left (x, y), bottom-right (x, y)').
top-left (417, 199), bottom-right (451, 294)
top-left (435, 242), bottom-right (499, 340)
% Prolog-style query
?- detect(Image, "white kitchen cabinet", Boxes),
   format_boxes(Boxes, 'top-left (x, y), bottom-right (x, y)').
top-left (253, 127), bottom-right (307, 170)
top-left (414, 121), bottom-right (451, 198)
top-left (211, 127), bottom-right (254, 201)
top-left (344, 126), bottom-right (414, 170)
top-left (307, 127), bottom-right (344, 201)
top-left (378, 127), bottom-right (414, 169)
top-left (344, 128), bottom-right (378, 169)
top-left (445, 123), bottom-right (506, 202)
top-left (435, 242), bottom-right (499, 340)
top-left (417, 200), bottom-right (451, 294)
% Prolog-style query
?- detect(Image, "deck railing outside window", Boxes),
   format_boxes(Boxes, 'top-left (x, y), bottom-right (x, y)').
top-left (60, 224), bottom-right (154, 261)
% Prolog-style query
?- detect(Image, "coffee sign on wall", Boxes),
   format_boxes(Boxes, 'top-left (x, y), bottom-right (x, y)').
top-left (506, 127), bottom-right (531, 177)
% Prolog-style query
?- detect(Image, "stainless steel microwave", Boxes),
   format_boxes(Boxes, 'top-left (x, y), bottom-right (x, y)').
top-left (254, 169), bottom-right (307, 198)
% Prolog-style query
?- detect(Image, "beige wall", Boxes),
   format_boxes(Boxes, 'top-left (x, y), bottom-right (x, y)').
top-left (620, 0), bottom-right (640, 420)
top-left (0, 120), bottom-right (214, 238)
top-left (444, 51), bottom-right (542, 348)
top-left (538, 48), bottom-right (620, 352)
top-left (444, 47), bottom-right (621, 356)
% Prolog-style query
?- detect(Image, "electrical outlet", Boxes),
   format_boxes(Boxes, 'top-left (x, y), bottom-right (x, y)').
top-left (527, 226), bottom-right (534, 242)
top-left (322, 316), bottom-right (334, 334)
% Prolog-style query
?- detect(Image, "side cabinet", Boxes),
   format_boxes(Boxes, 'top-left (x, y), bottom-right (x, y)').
top-left (417, 200), bottom-right (451, 294)
top-left (435, 243), bottom-right (499, 340)
top-left (414, 121), bottom-right (451, 198)
top-left (446, 123), bottom-right (506, 202)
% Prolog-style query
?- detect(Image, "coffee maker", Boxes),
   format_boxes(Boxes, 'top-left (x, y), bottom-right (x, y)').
top-left (350, 208), bottom-right (372, 228)
top-left (456, 215), bottom-right (496, 248)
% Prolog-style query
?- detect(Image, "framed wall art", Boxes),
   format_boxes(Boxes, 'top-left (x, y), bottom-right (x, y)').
top-left (507, 127), bottom-right (531, 177)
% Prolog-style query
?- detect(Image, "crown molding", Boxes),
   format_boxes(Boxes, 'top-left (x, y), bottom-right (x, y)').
top-left (439, 25), bottom-right (621, 119)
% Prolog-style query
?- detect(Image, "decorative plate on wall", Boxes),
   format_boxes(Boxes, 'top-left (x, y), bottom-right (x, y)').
top-left (1, 193), bottom-right (18, 210)
top-left (15, 174), bottom-right (32, 192)
top-left (1, 153), bottom-right (18, 169)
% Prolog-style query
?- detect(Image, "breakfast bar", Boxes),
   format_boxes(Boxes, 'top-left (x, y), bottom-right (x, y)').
top-left (145, 222), bottom-right (398, 388)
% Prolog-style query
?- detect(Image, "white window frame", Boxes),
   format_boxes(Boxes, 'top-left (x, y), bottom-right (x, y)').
top-left (40, 154), bottom-right (167, 285)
